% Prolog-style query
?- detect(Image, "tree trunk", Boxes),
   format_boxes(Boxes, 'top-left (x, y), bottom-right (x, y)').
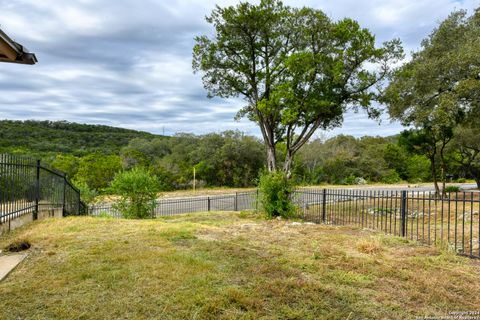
top-left (266, 145), bottom-right (277, 172)
top-left (431, 156), bottom-right (441, 197)
top-left (283, 152), bottom-right (294, 179)
top-left (440, 165), bottom-right (447, 198)
top-left (439, 139), bottom-right (449, 198)
top-left (471, 168), bottom-right (480, 189)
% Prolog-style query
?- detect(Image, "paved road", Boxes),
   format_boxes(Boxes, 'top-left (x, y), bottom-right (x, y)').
top-left (90, 183), bottom-right (477, 217)
top-left (90, 193), bottom-right (257, 217)
top-left (333, 183), bottom-right (477, 193)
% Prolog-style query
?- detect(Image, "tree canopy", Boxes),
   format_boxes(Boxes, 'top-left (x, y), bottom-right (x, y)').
top-left (382, 8), bottom-right (480, 195)
top-left (193, 0), bottom-right (403, 176)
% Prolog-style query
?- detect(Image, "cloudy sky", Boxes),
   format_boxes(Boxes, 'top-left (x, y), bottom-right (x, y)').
top-left (0, 0), bottom-right (478, 138)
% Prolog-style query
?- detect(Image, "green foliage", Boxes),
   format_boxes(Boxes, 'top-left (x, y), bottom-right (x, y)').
top-left (109, 167), bottom-right (160, 219)
top-left (383, 9), bottom-right (478, 128)
top-left (294, 135), bottom-right (405, 185)
top-left (0, 120), bottom-right (156, 156)
top-left (73, 180), bottom-right (97, 206)
top-left (193, 0), bottom-right (403, 174)
top-left (383, 9), bottom-right (480, 194)
top-left (383, 144), bottom-right (408, 179)
top-left (258, 171), bottom-right (297, 219)
top-left (342, 174), bottom-right (358, 185)
top-left (450, 125), bottom-right (480, 189)
top-left (405, 155), bottom-right (431, 183)
top-left (381, 170), bottom-right (401, 184)
top-left (51, 154), bottom-right (79, 179)
top-left (444, 186), bottom-right (461, 193)
top-left (74, 153), bottom-right (123, 191)
top-left (123, 131), bottom-right (265, 190)
top-left (3, 118), bottom-right (478, 192)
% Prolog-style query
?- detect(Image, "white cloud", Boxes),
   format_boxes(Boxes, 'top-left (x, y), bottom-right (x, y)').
top-left (0, 0), bottom-right (477, 138)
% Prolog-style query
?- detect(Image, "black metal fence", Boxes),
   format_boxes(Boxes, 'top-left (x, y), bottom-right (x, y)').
top-left (90, 192), bottom-right (258, 218)
top-left (297, 189), bottom-right (480, 259)
top-left (0, 154), bottom-right (85, 226)
top-left (89, 187), bottom-right (479, 259)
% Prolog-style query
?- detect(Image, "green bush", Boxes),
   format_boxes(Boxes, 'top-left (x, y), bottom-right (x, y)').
top-left (456, 178), bottom-right (467, 183)
top-left (258, 171), bottom-right (297, 219)
top-left (109, 167), bottom-right (160, 219)
top-left (381, 170), bottom-right (401, 184)
top-left (73, 180), bottom-right (98, 206)
top-left (444, 186), bottom-right (461, 193)
top-left (405, 155), bottom-right (431, 182)
top-left (342, 174), bottom-right (357, 185)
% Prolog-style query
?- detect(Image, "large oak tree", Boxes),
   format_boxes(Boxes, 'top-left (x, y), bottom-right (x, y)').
top-left (193, 0), bottom-right (402, 177)
top-left (383, 9), bottom-right (480, 195)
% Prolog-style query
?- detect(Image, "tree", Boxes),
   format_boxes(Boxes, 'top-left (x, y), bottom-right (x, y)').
top-left (193, 0), bottom-right (403, 177)
top-left (51, 154), bottom-right (79, 179)
top-left (383, 143), bottom-right (408, 180)
top-left (451, 126), bottom-right (480, 188)
top-left (405, 155), bottom-right (431, 183)
top-left (398, 128), bottom-right (448, 195)
top-left (74, 153), bottom-right (123, 191)
top-left (383, 9), bottom-right (480, 195)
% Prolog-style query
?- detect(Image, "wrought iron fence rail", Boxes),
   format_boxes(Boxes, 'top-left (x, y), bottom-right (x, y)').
top-left (90, 187), bottom-right (479, 259)
top-left (90, 192), bottom-right (257, 218)
top-left (0, 154), bottom-right (84, 226)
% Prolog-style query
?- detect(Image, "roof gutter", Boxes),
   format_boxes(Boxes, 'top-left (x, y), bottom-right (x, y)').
top-left (0, 28), bottom-right (37, 65)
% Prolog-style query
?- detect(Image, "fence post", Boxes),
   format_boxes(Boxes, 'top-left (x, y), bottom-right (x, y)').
top-left (255, 189), bottom-right (259, 212)
top-left (33, 159), bottom-right (40, 220)
top-left (234, 192), bottom-right (238, 211)
top-left (322, 189), bottom-right (327, 223)
top-left (400, 190), bottom-right (407, 237)
top-left (207, 197), bottom-right (210, 212)
top-left (62, 173), bottom-right (67, 217)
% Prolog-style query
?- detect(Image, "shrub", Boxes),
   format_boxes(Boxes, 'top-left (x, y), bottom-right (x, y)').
top-left (456, 178), bottom-right (467, 183)
top-left (342, 174), bottom-right (357, 185)
top-left (73, 180), bottom-right (98, 206)
top-left (109, 167), bottom-right (160, 219)
top-left (381, 170), bottom-right (401, 184)
top-left (258, 171), bottom-right (297, 219)
top-left (444, 186), bottom-right (461, 193)
top-left (405, 155), bottom-right (431, 182)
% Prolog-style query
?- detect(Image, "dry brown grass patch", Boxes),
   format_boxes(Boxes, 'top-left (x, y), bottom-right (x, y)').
top-left (0, 212), bottom-right (479, 319)
top-left (355, 237), bottom-right (384, 254)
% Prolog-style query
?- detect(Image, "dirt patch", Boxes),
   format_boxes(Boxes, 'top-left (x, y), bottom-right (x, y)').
top-left (4, 239), bottom-right (31, 252)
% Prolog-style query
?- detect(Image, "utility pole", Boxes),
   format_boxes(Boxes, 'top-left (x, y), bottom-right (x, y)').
top-left (193, 166), bottom-right (196, 193)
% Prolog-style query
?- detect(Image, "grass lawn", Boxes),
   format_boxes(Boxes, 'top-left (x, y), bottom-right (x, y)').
top-left (0, 212), bottom-right (479, 319)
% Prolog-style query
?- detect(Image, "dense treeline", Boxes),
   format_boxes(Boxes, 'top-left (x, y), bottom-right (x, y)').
top-left (0, 120), bottom-right (477, 193)
top-left (293, 135), bottom-right (428, 185)
top-left (120, 131), bottom-right (265, 189)
top-left (0, 120), bottom-right (156, 156)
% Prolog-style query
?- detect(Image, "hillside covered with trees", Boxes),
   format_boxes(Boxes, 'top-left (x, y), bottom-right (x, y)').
top-left (0, 120), bottom-right (156, 156)
top-left (0, 120), bottom-right (476, 195)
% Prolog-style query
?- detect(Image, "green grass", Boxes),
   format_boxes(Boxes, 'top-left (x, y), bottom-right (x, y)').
top-left (1, 212), bottom-right (479, 319)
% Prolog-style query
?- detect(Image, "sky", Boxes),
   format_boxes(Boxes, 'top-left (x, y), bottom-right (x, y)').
top-left (0, 0), bottom-right (478, 138)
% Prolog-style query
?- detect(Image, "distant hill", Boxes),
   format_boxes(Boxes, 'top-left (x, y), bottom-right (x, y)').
top-left (0, 120), bottom-right (162, 156)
